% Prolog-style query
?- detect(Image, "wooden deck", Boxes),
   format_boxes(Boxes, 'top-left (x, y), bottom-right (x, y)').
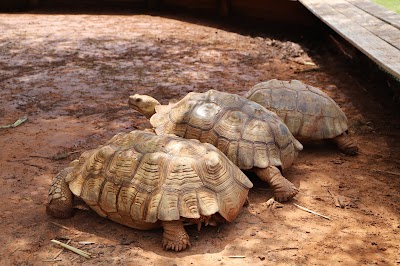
top-left (299, 0), bottom-right (400, 80)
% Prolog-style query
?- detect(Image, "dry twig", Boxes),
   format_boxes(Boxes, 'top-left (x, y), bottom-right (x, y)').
top-left (43, 258), bottom-right (62, 262)
top-left (293, 203), bottom-right (332, 220)
top-left (0, 117), bottom-right (28, 129)
top-left (51, 239), bottom-right (91, 259)
top-left (70, 256), bottom-right (80, 262)
top-left (78, 241), bottom-right (96, 245)
top-left (329, 35), bottom-right (353, 59)
top-left (53, 240), bottom-right (71, 260)
top-left (30, 151), bottom-right (78, 160)
top-left (372, 169), bottom-right (400, 176)
top-left (267, 247), bottom-right (299, 253)
top-left (217, 224), bottom-right (223, 233)
top-left (21, 162), bottom-right (46, 170)
top-left (51, 221), bottom-right (74, 231)
top-left (294, 67), bottom-right (320, 73)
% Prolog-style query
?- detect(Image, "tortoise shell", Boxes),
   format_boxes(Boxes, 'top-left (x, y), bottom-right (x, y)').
top-left (244, 79), bottom-right (348, 141)
top-left (150, 90), bottom-right (303, 171)
top-left (62, 130), bottom-right (252, 229)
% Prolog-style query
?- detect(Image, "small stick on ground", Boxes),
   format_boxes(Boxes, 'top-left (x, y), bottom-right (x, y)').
top-left (329, 35), bottom-right (353, 59)
top-left (30, 151), bottom-right (79, 160)
top-left (6, 158), bottom-right (32, 162)
top-left (290, 58), bottom-right (317, 66)
top-left (228, 255), bottom-right (245, 258)
top-left (78, 241), bottom-right (95, 245)
top-left (21, 162), bottom-right (46, 170)
top-left (51, 221), bottom-right (74, 231)
top-left (217, 224), bottom-right (223, 233)
top-left (267, 247), bottom-right (299, 253)
top-left (11, 247), bottom-right (20, 254)
top-left (70, 256), bottom-right (80, 262)
top-left (43, 258), bottom-right (62, 262)
top-left (51, 239), bottom-right (91, 259)
top-left (294, 67), bottom-right (320, 73)
top-left (53, 239), bottom-right (71, 260)
top-left (0, 117), bottom-right (28, 129)
top-left (372, 169), bottom-right (400, 176)
top-left (293, 203), bottom-right (332, 220)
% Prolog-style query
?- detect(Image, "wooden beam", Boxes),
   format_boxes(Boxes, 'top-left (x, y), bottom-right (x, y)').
top-left (347, 0), bottom-right (400, 30)
top-left (299, 0), bottom-right (400, 80)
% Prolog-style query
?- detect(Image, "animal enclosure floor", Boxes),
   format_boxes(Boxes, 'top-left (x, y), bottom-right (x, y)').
top-left (0, 9), bottom-right (399, 265)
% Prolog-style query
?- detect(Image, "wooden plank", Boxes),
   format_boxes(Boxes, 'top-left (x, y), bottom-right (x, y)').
top-left (299, 0), bottom-right (400, 80)
top-left (347, 0), bottom-right (400, 30)
top-left (328, 0), bottom-right (400, 50)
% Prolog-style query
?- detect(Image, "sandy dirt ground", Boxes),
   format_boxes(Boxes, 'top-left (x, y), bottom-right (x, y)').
top-left (0, 8), bottom-right (399, 266)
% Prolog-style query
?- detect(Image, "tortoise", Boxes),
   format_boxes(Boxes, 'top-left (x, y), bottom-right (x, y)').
top-left (129, 90), bottom-right (303, 202)
top-left (243, 79), bottom-right (358, 155)
top-left (46, 130), bottom-right (252, 251)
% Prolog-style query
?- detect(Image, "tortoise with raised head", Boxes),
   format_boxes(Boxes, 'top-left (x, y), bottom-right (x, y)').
top-left (129, 90), bottom-right (303, 202)
top-left (244, 79), bottom-right (358, 155)
top-left (46, 130), bottom-right (252, 251)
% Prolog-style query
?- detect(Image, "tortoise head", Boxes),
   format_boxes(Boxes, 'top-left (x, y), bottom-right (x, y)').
top-left (128, 94), bottom-right (160, 119)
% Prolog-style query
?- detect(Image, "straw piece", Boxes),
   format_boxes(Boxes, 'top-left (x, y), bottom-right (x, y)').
top-left (0, 117), bottom-right (28, 129)
top-left (51, 221), bottom-right (73, 231)
top-left (293, 203), bottom-right (332, 220)
top-left (53, 239), bottom-right (71, 260)
top-left (78, 241), bottom-right (95, 245)
top-left (51, 239), bottom-right (91, 259)
top-left (43, 259), bottom-right (62, 262)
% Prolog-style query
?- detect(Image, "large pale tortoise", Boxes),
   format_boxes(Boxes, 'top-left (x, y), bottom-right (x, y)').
top-left (244, 79), bottom-right (358, 155)
top-left (129, 90), bottom-right (303, 202)
top-left (46, 130), bottom-right (252, 251)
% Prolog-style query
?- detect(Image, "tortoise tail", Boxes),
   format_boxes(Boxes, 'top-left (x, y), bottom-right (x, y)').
top-left (332, 132), bottom-right (359, 156)
top-left (293, 137), bottom-right (303, 151)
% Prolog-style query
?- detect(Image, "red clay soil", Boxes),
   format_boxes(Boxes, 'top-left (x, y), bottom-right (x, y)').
top-left (0, 9), bottom-right (399, 266)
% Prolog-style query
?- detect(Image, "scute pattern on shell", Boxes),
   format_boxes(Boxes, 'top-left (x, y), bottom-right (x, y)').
top-left (65, 131), bottom-right (252, 229)
top-left (244, 79), bottom-right (348, 140)
top-left (150, 90), bottom-right (302, 170)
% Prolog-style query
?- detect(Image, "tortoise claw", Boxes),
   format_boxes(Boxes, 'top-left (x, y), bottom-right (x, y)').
top-left (162, 237), bottom-right (191, 252)
top-left (162, 221), bottom-right (191, 252)
top-left (274, 184), bottom-right (299, 202)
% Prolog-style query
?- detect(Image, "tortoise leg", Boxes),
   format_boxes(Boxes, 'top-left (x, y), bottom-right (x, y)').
top-left (46, 167), bottom-right (74, 219)
top-left (161, 220), bottom-right (191, 251)
top-left (331, 132), bottom-right (359, 156)
top-left (254, 166), bottom-right (299, 202)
